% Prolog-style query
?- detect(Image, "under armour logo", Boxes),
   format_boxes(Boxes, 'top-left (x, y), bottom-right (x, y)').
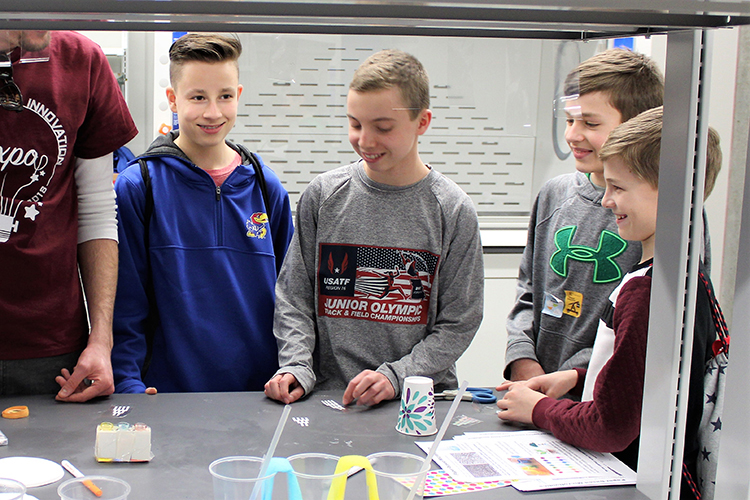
top-left (550, 226), bottom-right (627, 283)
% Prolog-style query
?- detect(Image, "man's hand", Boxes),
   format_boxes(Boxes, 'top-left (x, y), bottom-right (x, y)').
top-left (55, 341), bottom-right (115, 402)
top-left (342, 370), bottom-right (395, 406)
top-left (62, 238), bottom-right (117, 403)
top-left (508, 358), bottom-right (545, 381)
top-left (265, 373), bottom-right (305, 404)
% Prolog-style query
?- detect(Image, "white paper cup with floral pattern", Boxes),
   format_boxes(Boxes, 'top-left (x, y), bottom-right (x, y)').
top-left (395, 376), bottom-right (437, 436)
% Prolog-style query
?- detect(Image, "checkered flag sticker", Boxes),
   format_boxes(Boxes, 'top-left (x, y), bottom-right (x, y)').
top-left (292, 416), bottom-right (310, 427)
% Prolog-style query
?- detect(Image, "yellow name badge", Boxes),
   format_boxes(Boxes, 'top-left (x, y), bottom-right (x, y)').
top-left (564, 291), bottom-right (583, 318)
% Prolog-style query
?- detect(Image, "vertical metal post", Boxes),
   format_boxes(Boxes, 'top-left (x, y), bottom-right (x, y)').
top-left (124, 31), bottom-right (155, 154)
top-left (713, 105), bottom-right (750, 499)
top-left (720, 25), bottom-right (750, 327)
top-left (637, 29), bottom-right (708, 499)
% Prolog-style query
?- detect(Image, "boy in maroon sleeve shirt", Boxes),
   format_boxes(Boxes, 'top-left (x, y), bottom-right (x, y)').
top-left (496, 106), bottom-right (722, 499)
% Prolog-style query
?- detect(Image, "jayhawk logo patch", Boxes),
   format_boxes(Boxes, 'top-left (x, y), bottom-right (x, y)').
top-left (246, 212), bottom-right (268, 239)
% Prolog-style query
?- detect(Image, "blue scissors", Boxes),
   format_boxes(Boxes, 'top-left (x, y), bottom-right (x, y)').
top-left (434, 387), bottom-right (497, 404)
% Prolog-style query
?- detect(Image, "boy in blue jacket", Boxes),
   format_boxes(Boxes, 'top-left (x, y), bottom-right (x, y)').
top-left (112, 33), bottom-right (294, 393)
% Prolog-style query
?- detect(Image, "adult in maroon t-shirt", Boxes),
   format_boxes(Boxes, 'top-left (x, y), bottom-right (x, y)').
top-left (0, 30), bottom-right (137, 401)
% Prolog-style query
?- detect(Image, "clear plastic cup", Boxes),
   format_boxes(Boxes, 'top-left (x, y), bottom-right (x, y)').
top-left (209, 456), bottom-right (278, 500)
top-left (287, 453), bottom-right (346, 500)
top-left (57, 475), bottom-right (130, 500)
top-left (367, 451), bottom-right (429, 500)
top-left (0, 477), bottom-right (26, 500)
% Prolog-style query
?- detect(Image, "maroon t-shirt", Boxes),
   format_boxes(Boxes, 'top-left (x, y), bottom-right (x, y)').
top-left (0, 31), bottom-right (137, 359)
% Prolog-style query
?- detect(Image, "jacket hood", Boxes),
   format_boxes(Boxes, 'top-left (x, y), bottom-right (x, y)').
top-left (575, 171), bottom-right (606, 204)
top-left (142, 130), bottom-right (254, 165)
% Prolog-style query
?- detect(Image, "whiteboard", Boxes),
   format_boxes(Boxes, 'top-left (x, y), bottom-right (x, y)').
top-left (227, 34), bottom-right (543, 216)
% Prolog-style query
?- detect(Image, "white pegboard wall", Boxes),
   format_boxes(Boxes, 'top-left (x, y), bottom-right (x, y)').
top-left (223, 34), bottom-right (542, 216)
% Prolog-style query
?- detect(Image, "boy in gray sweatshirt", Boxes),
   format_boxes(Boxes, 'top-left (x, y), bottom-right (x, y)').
top-left (504, 49), bottom-right (664, 382)
top-left (265, 49), bottom-right (484, 406)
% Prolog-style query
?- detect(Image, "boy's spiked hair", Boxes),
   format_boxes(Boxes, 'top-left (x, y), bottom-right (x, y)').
top-left (564, 48), bottom-right (664, 122)
top-left (350, 49), bottom-right (429, 120)
top-left (169, 33), bottom-right (242, 87)
top-left (599, 106), bottom-right (722, 200)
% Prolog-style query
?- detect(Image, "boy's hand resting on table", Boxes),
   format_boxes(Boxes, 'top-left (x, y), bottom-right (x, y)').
top-left (496, 369), bottom-right (578, 425)
top-left (265, 373), bottom-right (305, 404)
top-left (495, 384), bottom-right (546, 424)
top-left (343, 370), bottom-right (395, 406)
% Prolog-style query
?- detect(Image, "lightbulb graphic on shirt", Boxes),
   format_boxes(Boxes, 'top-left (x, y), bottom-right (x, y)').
top-left (0, 214), bottom-right (19, 243)
top-left (0, 154), bottom-right (47, 243)
top-left (1, 97), bottom-right (66, 243)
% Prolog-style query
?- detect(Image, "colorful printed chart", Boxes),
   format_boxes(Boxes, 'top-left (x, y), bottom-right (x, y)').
top-left (398, 469), bottom-right (510, 496)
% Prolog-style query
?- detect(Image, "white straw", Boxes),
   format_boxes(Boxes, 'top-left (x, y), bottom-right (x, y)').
top-left (250, 404), bottom-right (292, 500)
top-left (406, 380), bottom-right (469, 500)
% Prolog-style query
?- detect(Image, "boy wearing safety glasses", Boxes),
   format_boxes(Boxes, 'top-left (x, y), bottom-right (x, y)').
top-left (504, 49), bottom-right (665, 384)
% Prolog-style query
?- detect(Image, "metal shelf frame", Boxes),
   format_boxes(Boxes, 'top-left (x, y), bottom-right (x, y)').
top-left (2, 2), bottom-right (750, 499)
top-left (1, 0), bottom-right (750, 38)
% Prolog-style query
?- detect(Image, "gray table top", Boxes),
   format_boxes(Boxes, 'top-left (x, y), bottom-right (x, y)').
top-left (0, 392), bottom-right (648, 499)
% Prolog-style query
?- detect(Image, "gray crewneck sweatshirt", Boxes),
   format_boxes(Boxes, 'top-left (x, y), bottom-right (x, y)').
top-left (273, 161), bottom-right (484, 397)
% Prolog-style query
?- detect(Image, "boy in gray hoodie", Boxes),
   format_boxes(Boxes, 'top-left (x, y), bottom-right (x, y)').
top-left (265, 49), bottom-right (484, 406)
top-left (504, 49), bottom-right (665, 382)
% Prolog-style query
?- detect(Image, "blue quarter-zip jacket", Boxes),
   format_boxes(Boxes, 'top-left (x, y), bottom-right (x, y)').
top-left (112, 132), bottom-right (294, 393)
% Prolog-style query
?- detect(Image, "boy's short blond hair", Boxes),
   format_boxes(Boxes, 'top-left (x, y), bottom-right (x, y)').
top-left (349, 49), bottom-right (429, 120)
top-left (565, 48), bottom-right (664, 122)
top-left (169, 33), bottom-right (242, 87)
top-left (599, 106), bottom-right (722, 200)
